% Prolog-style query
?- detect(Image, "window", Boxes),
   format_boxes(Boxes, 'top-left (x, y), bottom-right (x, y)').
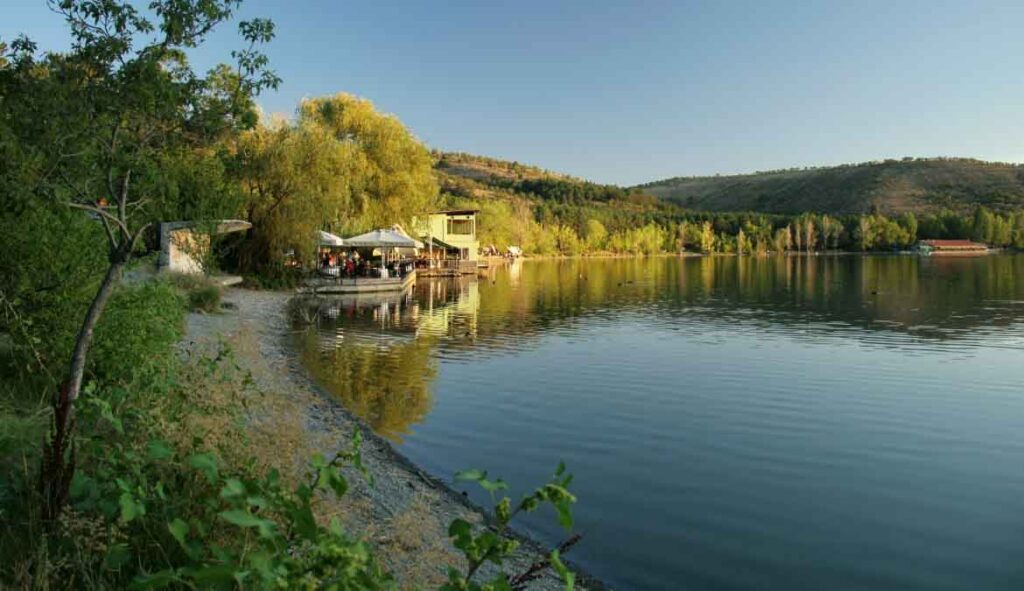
top-left (446, 218), bottom-right (474, 236)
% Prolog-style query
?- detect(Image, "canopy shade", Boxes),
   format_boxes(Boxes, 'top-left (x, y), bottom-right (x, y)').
top-left (343, 228), bottom-right (423, 249)
top-left (319, 230), bottom-right (346, 247)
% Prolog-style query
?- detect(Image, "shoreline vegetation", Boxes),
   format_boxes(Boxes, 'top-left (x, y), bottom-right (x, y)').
top-left (1, 3), bottom-right (581, 589)
top-left (1, 1), bottom-right (1023, 589)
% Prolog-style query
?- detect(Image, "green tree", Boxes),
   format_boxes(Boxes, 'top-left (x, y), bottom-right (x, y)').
top-left (772, 226), bottom-right (791, 253)
top-left (298, 94), bottom-right (438, 230)
top-left (855, 216), bottom-right (876, 251)
top-left (553, 225), bottom-right (583, 255)
top-left (1012, 211), bottom-right (1024, 249)
top-left (235, 94), bottom-right (439, 274)
top-left (899, 212), bottom-right (918, 246)
top-left (973, 206), bottom-right (995, 244)
top-left (736, 228), bottom-right (752, 255)
top-left (0, 0), bottom-right (278, 518)
top-left (584, 218), bottom-right (608, 252)
top-left (991, 214), bottom-right (1012, 247)
top-left (698, 221), bottom-right (716, 254)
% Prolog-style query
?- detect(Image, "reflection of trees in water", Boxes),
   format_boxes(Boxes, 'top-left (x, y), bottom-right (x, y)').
top-left (473, 255), bottom-right (1024, 342)
top-left (293, 255), bottom-right (1024, 438)
top-left (293, 300), bottom-right (437, 442)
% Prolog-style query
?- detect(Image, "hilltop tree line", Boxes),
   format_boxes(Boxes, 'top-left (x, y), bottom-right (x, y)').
top-left (439, 164), bottom-right (1024, 255)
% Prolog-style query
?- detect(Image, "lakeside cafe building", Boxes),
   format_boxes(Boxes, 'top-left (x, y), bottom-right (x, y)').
top-left (308, 228), bottom-right (422, 294)
top-left (412, 209), bottom-right (480, 275)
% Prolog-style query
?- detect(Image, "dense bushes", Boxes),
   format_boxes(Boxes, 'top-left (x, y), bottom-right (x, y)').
top-left (91, 282), bottom-right (186, 382)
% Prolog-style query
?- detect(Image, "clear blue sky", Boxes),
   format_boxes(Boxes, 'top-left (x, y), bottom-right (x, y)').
top-left (5, 0), bottom-right (1024, 185)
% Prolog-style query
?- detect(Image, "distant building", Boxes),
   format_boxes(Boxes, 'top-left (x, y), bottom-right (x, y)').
top-left (915, 239), bottom-right (989, 255)
top-left (412, 209), bottom-right (479, 261)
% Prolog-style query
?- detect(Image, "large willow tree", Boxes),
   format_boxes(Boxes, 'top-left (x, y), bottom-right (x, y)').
top-left (235, 93), bottom-right (438, 274)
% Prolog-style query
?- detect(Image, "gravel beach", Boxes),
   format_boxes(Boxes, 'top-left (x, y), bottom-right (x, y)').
top-left (183, 287), bottom-right (601, 590)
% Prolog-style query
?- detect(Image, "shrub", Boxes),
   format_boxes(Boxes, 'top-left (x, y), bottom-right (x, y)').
top-left (187, 284), bottom-right (222, 313)
top-left (90, 281), bottom-right (186, 384)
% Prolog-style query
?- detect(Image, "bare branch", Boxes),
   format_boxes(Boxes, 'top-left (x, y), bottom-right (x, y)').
top-left (66, 202), bottom-right (131, 240)
top-left (97, 212), bottom-right (119, 250)
top-left (117, 169), bottom-right (131, 223)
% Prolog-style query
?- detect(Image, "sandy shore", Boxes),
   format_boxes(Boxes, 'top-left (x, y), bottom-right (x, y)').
top-left (184, 288), bottom-right (603, 590)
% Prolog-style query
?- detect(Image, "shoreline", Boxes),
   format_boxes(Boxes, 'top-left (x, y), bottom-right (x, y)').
top-left (185, 288), bottom-right (608, 590)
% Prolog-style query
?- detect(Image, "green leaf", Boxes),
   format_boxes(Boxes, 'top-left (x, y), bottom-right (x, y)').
top-left (326, 470), bottom-right (348, 497)
top-left (168, 518), bottom-right (189, 548)
top-left (105, 543), bottom-right (130, 569)
top-left (454, 468), bottom-right (486, 482)
top-left (495, 497), bottom-right (511, 525)
top-left (147, 439), bottom-right (173, 461)
top-left (187, 452), bottom-right (219, 481)
top-left (219, 509), bottom-right (277, 539)
top-left (69, 473), bottom-right (98, 502)
top-left (131, 570), bottom-right (179, 589)
top-left (220, 478), bottom-right (246, 499)
top-left (218, 509), bottom-right (263, 528)
top-left (454, 468), bottom-right (508, 493)
top-left (119, 493), bottom-right (145, 523)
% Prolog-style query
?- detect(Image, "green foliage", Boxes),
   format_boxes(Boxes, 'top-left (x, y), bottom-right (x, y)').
top-left (129, 435), bottom-right (392, 590)
top-left (0, 202), bottom-right (108, 375)
top-left (232, 93), bottom-right (439, 276)
top-left (90, 281), bottom-right (185, 384)
top-left (444, 464), bottom-right (577, 591)
top-left (439, 152), bottom-right (1024, 256)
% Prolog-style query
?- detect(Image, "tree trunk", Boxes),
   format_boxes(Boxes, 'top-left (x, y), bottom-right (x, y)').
top-left (41, 258), bottom-right (124, 520)
top-left (65, 259), bottom-right (124, 417)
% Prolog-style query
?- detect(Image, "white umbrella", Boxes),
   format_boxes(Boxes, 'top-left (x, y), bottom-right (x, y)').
top-left (318, 230), bottom-right (345, 247)
top-left (343, 228), bottom-right (422, 278)
top-left (342, 228), bottom-right (423, 249)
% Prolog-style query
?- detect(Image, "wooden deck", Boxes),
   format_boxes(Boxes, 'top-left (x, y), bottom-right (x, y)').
top-left (418, 259), bottom-right (479, 277)
top-left (301, 270), bottom-right (416, 294)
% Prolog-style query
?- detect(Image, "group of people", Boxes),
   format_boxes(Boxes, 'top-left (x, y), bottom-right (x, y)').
top-left (319, 251), bottom-right (413, 279)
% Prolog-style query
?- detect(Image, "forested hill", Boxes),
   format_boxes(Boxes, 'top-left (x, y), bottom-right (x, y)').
top-left (636, 158), bottom-right (1024, 216)
top-left (435, 151), bottom-right (660, 207)
top-left (435, 152), bottom-right (1024, 254)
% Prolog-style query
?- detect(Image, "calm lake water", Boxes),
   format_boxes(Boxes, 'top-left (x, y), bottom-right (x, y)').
top-left (293, 255), bottom-right (1024, 590)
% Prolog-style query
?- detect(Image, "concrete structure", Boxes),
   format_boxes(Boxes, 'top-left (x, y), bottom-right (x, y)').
top-left (412, 210), bottom-right (480, 262)
top-left (158, 220), bottom-right (251, 283)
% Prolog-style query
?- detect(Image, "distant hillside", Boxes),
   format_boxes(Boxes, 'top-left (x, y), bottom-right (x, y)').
top-left (435, 151), bottom-right (662, 207)
top-left (636, 158), bottom-right (1024, 215)
top-left (435, 152), bottom-right (577, 184)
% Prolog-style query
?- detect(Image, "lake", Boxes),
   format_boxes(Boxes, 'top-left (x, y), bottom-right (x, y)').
top-left (293, 254), bottom-right (1024, 590)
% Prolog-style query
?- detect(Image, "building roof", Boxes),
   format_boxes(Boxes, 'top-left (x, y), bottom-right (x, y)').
top-left (424, 236), bottom-right (460, 251)
top-left (433, 209), bottom-right (479, 216)
top-left (919, 239), bottom-right (987, 249)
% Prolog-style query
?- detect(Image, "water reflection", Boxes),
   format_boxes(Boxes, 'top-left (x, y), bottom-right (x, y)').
top-left (293, 254), bottom-right (1024, 441)
top-left (294, 255), bottom-right (1024, 589)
